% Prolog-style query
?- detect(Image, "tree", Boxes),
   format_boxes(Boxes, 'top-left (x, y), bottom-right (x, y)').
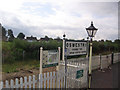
top-left (45, 35), bottom-right (48, 38)
top-left (44, 35), bottom-right (49, 41)
top-left (8, 29), bottom-right (14, 41)
top-left (17, 32), bottom-right (25, 40)
top-left (54, 37), bottom-right (62, 41)
top-left (114, 39), bottom-right (120, 44)
top-left (56, 37), bottom-right (61, 39)
top-left (2, 26), bottom-right (7, 41)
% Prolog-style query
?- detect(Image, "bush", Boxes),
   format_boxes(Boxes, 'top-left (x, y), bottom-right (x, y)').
top-left (2, 39), bottom-right (62, 63)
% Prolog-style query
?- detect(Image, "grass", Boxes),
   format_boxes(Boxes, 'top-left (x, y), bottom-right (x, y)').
top-left (2, 60), bottom-right (40, 73)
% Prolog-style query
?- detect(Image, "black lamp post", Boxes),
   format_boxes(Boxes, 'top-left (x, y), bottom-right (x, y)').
top-left (86, 21), bottom-right (98, 89)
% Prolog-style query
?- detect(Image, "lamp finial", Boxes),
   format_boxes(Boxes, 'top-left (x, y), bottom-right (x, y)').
top-left (91, 21), bottom-right (93, 26)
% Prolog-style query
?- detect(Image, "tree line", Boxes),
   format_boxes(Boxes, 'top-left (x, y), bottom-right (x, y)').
top-left (1, 25), bottom-right (120, 64)
top-left (2, 26), bottom-right (25, 41)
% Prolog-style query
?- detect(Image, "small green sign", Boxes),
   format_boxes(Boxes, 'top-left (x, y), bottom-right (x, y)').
top-left (42, 63), bottom-right (58, 68)
top-left (76, 70), bottom-right (84, 79)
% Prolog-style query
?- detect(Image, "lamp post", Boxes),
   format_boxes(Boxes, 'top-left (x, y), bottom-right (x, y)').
top-left (86, 37), bottom-right (89, 58)
top-left (86, 21), bottom-right (98, 89)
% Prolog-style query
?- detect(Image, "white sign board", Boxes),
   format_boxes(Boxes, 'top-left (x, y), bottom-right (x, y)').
top-left (65, 40), bottom-right (87, 56)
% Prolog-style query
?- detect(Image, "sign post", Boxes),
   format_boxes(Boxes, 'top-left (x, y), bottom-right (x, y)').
top-left (62, 39), bottom-right (65, 61)
top-left (40, 47), bottom-right (43, 74)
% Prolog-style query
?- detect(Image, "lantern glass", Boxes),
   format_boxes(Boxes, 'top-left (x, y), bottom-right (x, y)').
top-left (86, 29), bottom-right (97, 37)
top-left (87, 30), bottom-right (92, 37)
top-left (92, 30), bottom-right (97, 37)
top-left (87, 28), bottom-right (98, 37)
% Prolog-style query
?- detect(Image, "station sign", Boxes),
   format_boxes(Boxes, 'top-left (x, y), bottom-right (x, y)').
top-left (65, 40), bottom-right (87, 56)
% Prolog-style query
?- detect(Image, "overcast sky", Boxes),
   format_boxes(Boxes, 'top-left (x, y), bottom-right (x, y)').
top-left (0, 0), bottom-right (119, 41)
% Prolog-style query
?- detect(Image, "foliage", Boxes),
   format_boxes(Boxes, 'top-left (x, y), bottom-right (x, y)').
top-left (92, 39), bottom-right (120, 54)
top-left (1, 25), bottom-right (120, 65)
top-left (2, 38), bottom-right (120, 64)
top-left (8, 29), bottom-right (15, 41)
top-left (17, 32), bottom-right (25, 40)
top-left (2, 39), bottom-right (62, 63)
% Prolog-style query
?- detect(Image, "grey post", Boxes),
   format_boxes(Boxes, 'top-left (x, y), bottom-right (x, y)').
top-left (0, 23), bottom-right (2, 82)
top-left (100, 54), bottom-right (102, 70)
top-left (111, 52), bottom-right (114, 65)
top-left (63, 34), bottom-right (67, 88)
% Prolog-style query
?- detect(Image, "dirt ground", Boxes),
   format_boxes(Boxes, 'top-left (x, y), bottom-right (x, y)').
top-left (2, 66), bottom-right (56, 82)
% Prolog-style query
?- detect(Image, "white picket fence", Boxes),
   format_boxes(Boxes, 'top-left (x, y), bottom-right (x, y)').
top-left (0, 71), bottom-right (66, 89)
top-left (0, 62), bottom-right (88, 89)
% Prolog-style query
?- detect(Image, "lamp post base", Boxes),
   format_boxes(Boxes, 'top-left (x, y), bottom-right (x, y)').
top-left (88, 74), bottom-right (92, 89)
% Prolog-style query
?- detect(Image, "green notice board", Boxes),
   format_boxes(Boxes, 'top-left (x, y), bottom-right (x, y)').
top-left (42, 50), bottom-right (59, 68)
top-left (76, 70), bottom-right (84, 79)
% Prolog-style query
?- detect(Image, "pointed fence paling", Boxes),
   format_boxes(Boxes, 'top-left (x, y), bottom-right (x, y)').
top-left (0, 71), bottom-right (68, 89)
top-left (0, 61), bottom-right (88, 89)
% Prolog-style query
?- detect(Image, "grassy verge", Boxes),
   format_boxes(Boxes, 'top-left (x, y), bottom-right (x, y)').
top-left (2, 60), bottom-right (40, 73)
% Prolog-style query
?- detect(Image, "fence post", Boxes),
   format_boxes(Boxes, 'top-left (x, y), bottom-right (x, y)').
top-left (57, 47), bottom-right (60, 88)
top-left (99, 54), bottom-right (102, 71)
top-left (99, 54), bottom-right (102, 70)
top-left (111, 52), bottom-right (114, 65)
top-left (100, 54), bottom-right (105, 72)
top-left (40, 47), bottom-right (43, 74)
top-left (57, 47), bottom-right (60, 71)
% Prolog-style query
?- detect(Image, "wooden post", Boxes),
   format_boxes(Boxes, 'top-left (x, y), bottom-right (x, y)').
top-left (39, 47), bottom-right (43, 88)
top-left (40, 47), bottom-right (43, 74)
top-left (57, 47), bottom-right (61, 71)
top-left (57, 47), bottom-right (60, 88)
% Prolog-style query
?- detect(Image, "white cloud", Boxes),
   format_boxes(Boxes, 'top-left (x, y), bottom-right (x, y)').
top-left (0, 0), bottom-right (118, 41)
